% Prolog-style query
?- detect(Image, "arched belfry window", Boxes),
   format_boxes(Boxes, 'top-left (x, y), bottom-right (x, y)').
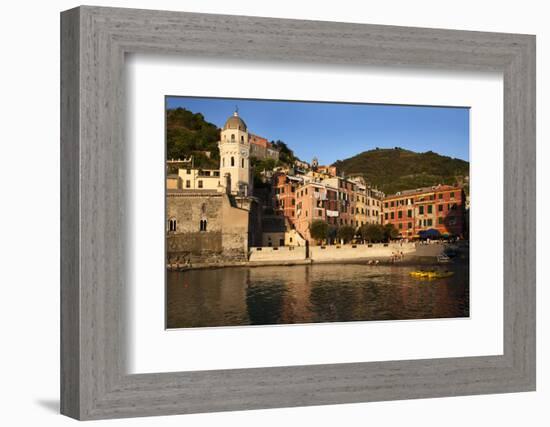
top-left (231, 134), bottom-right (235, 141)
top-left (231, 156), bottom-right (235, 167)
top-left (168, 218), bottom-right (177, 232)
top-left (241, 158), bottom-right (245, 168)
top-left (241, 135), bottom-right (244, 143)
top-left (222, 157), bottom-right (225, 167)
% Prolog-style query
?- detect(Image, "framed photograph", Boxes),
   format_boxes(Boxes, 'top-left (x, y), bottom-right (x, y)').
top-left (164, 97), bottom-right (470, 330)
top-left (61, 6), bottom-right (536, 420)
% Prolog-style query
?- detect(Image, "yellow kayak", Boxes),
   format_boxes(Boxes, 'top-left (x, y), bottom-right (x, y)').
top-left (409, 270), bottom-right (454, 279)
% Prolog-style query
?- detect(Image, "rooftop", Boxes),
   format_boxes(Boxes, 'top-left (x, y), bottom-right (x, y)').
top-left (384, 184), bottom-right (462, 199)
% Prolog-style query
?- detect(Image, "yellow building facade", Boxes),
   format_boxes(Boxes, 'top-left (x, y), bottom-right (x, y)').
top-left (177, 168), bottom-right (221, 190)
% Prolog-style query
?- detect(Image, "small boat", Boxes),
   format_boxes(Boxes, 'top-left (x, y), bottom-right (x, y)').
top-left (409, 270), bottom-right (454, 279)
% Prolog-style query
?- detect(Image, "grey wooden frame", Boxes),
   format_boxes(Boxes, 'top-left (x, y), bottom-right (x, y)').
top-left (61, 5), bottom-right (536, 420)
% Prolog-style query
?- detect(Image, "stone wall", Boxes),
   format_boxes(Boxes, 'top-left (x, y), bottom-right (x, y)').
top-left (247, 243), bottom-right (416, 264)
top-left (166, 191), bottom-right (253, 264)
top-left (166, 231), bottom-right (225, 264)
top-left (221, 195), bottom-right (250, 258)
top-left (249, 246), bottom-right (307, 262)
top-left (309, 243), bottom-right (416, 261)
top-left (167, 192), bottom-right (223, 233)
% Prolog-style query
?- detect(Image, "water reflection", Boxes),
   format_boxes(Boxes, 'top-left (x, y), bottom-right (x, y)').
top-left (167, 264), bottom-right (469, 329)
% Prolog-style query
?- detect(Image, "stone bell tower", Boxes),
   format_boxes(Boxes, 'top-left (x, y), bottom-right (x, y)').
top-left (218, 109), bottom-right (251, 196)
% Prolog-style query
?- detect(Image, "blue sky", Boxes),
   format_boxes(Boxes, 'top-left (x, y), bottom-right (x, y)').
top-left (166, 96), bottom-right (470, 164)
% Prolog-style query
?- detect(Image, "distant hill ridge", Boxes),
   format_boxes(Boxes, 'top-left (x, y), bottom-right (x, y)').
top-left (332, 147), bottom-right (469, 195)
top-left (166, 108), bottom-right (469, 195)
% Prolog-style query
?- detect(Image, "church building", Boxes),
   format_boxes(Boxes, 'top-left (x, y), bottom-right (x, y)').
top-left (166, 110), bottom-right (261, 267)
top-left (218, 110), bottom-right (253, 196)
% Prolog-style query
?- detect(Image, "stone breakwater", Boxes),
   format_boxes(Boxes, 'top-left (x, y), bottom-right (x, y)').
top-left (249, 242), bottom-right (416, 263)
top-left (167, 242), bottom-right (435, 271)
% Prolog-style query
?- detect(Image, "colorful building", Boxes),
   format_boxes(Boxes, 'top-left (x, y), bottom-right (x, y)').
top-left (317, 165), bottom-right (337, 177)
top-left (294, 159), bottom-right (311, 171)
top-left (349, 176), bottom-right (384, 227)
top-left (176, 168), bottom-right (221, 191)
top-left (272, 172), bottom-right (302, 221)
top-left (322, 176), bottom-right (356, 227)
top-left (382, 184), bottom-right (466, 238)
top-left (293, 181), bottom-right (339, 241)
top-left (271, 170), bottom-right (385, 244)
top-left (249, 133), bottom-right (280, 161)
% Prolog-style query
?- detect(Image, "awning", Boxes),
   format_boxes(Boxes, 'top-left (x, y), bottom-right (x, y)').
top-left (418, 228), bottom-right (441, 239)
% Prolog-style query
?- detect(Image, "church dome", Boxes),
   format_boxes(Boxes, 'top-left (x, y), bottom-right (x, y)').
top-left (223, 111), bottom-right (247, 131)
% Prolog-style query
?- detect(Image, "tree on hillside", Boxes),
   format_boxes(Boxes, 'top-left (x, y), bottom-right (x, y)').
top-left (336, 225), bottom-right (356, 244)
top-left (310, 220), bottom-right (329, 244)
top-left (251, 157), bottom-right (278, 172)
top-left (360, 224), bottom-right (384, 243)
top-left (272, 140), bottom-right (296, 165)
top-left (251, 157), bottom-right (279, 188)
top-left (166, 107), bottom-right (220, 168)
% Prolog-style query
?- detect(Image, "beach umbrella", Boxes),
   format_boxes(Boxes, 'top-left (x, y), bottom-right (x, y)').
top-left (418, 228), bottom-right (441, 239)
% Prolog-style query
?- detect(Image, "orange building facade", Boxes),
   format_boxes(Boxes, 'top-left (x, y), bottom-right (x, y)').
top-left (249, 133), bottom-right (280, 161)
top-left (272, 173), bottom-right (300, 221)
top-left (294, 181), bottom-right (338, 242)
top-left (272, 171), bottom-right (385, 243)
top-left (382, 185), bottom-right (466, 238)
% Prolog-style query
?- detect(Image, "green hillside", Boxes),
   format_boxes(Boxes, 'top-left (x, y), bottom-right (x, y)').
top-left (332, 147), bottom-right (469, 195)
top-left (166, 107), bottom-right (220, 169)
top-left (166, 108), bottom-right (297, 169)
